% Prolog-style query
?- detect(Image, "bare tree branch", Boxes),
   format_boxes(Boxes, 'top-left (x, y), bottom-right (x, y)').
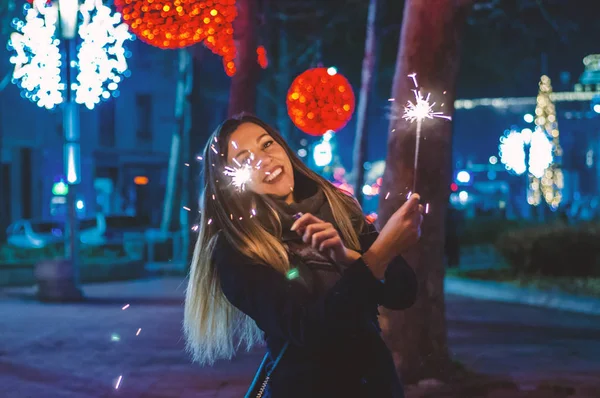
top-left (535, 0), bottom-right (567, 43)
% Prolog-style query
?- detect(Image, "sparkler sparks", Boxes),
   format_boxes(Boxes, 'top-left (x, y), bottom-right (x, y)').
top-left (136, 328), bottom-right (142, 336)
top-left (224, 163), bottom-right (253, 192)
top-left (402, 73), bottom-right (452, 124)
top-left (121, 304), bottom-right (130, 310)
top-left (115, 375), bottom-right (123, 389)
top-left (401, 73), bottom-right (452, 192)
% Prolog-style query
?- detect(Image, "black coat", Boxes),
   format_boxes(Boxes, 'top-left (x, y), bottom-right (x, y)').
top-left (215, 221), bottom-right (418, 398)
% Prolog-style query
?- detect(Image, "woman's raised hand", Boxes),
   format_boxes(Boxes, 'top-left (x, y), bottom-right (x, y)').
top-left (363, 194), bottom-right (424, 278)
top-left (290, 213), bottom-right (361, 266)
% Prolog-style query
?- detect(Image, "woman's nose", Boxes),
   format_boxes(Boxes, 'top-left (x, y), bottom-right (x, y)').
top-left (254, 154), bottom-right (272, 169)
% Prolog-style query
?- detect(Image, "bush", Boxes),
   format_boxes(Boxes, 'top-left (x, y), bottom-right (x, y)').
top-left (459, 217), bottom-right (540, 246)
top-left (495, 223), bottom-right (600, 277)
top-left (0, 243), bottom-right (127, 264)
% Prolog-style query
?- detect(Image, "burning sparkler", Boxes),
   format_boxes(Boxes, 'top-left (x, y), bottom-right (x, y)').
top-left (224, 163), bottom-right (253, 192)
top-left (223, 151), bottom-right (258, 192)
top-left (402, 73), bottom-right (452, 192)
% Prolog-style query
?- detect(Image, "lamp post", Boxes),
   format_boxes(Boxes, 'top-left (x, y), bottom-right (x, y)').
top-left (59, 0), bottom-right (83, 300)
top-left (8, 0), bottom-right (133, 300)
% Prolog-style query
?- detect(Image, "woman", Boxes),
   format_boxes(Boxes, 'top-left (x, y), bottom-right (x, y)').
top-left (184, 114), bottom-right (422, 398)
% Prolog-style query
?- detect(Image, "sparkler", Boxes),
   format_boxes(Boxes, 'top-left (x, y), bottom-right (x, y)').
top-left (402, 73), bottom-right (452, 192)
top-left (224, 163), bottom-right (253, 192)
top-left (223, 151), bottom-right (258, 192)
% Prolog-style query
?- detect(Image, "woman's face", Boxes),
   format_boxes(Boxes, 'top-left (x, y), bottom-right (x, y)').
top-left (226, 123), bottom-right (295, 203)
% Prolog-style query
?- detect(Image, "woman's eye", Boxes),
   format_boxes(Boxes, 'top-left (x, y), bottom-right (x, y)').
top-left (263, 140), bottom-right (273, 149)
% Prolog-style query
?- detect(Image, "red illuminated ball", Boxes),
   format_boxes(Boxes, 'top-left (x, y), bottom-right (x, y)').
top-left (286, 68), bottom-right (355, 136)
top-left (114, 0), bottom-right (237, 75)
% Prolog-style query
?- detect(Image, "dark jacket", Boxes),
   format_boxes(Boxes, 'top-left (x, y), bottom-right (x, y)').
top-left (214, 216), bottom-right (418, 398)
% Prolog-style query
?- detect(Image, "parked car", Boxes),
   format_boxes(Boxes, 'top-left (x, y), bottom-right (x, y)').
top-left (6, 220), bottom-right (65, 249)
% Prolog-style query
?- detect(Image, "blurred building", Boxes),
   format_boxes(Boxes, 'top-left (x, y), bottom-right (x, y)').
top-left (0, 41), bottom-right (179, 228)
top-left (452, 54), bottom-right (600, 219)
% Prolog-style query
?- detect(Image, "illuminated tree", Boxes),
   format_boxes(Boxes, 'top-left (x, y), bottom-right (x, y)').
top-left (529, 75), bottom-right (563, 209)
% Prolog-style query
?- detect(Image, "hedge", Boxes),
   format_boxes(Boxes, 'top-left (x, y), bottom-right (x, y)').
top-left (495, 223), bottom-right (600, 277)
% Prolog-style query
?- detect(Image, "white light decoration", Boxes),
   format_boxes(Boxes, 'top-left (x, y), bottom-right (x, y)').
top-left (7, 0), bottom-right (133, 110)
top-left (313, 141), bottom-right (333, 167)
top-left (498, 128), bottom-right (553, 178)
top-left (456, 170), bottom-right (471, 184)
top-left (528, 128), bottom-right (553, 179)
top-left (8, 0), bottom-right (63, 109)
top-left (499, 130), bottom-right (527, 175)
top-left (74, 0), bottom-right (133, 109)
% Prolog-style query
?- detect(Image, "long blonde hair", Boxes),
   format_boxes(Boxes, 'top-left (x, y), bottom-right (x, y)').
top-left (184, 114), bottom-right (365, 365)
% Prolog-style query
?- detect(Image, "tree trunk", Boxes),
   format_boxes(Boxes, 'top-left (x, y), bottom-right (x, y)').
top-left (352, 0), bottom-right (378, 204)
top-left (377, 0), bottom-right (473, 384)
top-left (228, 0), bottom-right (259, 117)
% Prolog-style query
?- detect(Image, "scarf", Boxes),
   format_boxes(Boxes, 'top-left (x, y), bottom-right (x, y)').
top-left (268, 174), bottom-right (346, 295)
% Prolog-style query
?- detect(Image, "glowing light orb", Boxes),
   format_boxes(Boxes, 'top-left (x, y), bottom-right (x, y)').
top-left (257, 45), bottom-right (268, 69)
top-left (528, 128), bottom-right (553, 178)
top-left (74, 0), bottom-right (134, 110)
top-left (114, 0), bottom-right (237, 76)
top-left (498, 128), bottom-right (553, 178)
top-left (456, 170), bottom-right (470, 183)
top-left (8, 0), bottom-right (63, 109)
top-left (287, 67), bottom-right (355, 136)
top-left (8, 0), bottom-right (133, 110)
top-left (499, 130), bottom-right (527, 175)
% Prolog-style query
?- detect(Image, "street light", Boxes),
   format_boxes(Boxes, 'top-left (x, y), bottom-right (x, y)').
top-left (8, 0), bottom-right (133, 300)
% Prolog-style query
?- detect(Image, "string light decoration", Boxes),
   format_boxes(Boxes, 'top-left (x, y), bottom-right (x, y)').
top-left (499, 129), bottom-right (527, 176)
top-left (257, 45), bottom-right (268, 69)
top-left (530, 75), bottom-right (563, 209)
top-left (8, 0), bottom-right (133, 110)
top-left (74, 0), bottom-right (133, 109)
top-left (498, 127), bottom-right (553, 206)
top-left (8, 0), bottom-right (63, 109)
top-left (114, 0), bottom-right (237, 76)
top-left (286, 67), bottom-right (355, 136)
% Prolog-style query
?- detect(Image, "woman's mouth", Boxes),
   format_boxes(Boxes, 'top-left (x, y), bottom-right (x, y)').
top-left (264, 166), bottom-right (284, 183)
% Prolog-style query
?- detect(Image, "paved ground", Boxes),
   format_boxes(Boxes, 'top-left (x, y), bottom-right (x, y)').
top-left (1, 277), bottom-right (599, 398)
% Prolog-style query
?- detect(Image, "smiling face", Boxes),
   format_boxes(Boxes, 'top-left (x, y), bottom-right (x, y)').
top-left (226, 122), bottom-right (295, 203)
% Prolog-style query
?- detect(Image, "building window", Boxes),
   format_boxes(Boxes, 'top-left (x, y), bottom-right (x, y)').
top-left (99, 101), bottom-right (116, 147)
top-left (136, 94), bottom-right (152, 145)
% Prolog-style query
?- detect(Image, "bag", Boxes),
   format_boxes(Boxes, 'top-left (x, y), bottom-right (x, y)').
top-left (245, 342), bottom-right (289, 398)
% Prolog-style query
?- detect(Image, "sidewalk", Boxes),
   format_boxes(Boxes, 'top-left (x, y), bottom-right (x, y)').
top-left (0, 278), bottom-right (260, 398)
top-left (2, 277), bottom-right (600, 397)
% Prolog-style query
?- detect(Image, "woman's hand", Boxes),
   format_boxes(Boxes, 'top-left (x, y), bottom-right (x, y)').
top-left (363, 194), bottom-right (424, 278)
top-left (290, 213), bottom-right (361, 266)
